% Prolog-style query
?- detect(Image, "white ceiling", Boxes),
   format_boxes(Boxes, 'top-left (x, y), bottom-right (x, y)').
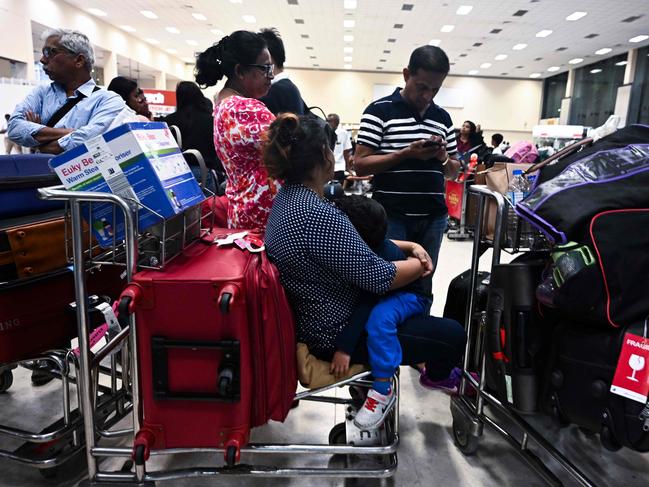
top-left (60, 0), bottom-right (649, 80)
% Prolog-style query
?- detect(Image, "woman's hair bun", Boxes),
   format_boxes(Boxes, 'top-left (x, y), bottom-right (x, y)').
top-left (195, 38), bottom-right (228, 87)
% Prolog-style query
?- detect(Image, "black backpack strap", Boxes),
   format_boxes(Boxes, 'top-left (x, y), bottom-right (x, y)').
top-left (45, 85), bottom-right (101, 128)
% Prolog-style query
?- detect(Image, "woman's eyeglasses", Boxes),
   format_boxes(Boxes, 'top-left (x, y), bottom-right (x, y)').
top-left (246, 63), bottom-right (274, 78)
top-left (41, 46), bottom-right (74, 59)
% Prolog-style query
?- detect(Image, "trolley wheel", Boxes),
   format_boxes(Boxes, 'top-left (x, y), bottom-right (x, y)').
top-left (0, 369), bottom-right (13, 393)
top-left (328, 422), bottom-right (347, 445)
top-left (349, 385), bottom-right (367, 410)
top-left (225, 445), bottom-right (237, 466)
top-left (600, 425), bottom-right (622, 452)
top-left (452, 419), bottom-right (479, 455)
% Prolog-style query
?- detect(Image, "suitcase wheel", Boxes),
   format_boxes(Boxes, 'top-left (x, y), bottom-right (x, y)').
top-left (0, 368), bottom-right (13, 393)
top-left (134, 444), bottom-right (146, 466)
top-left (225, 445), bottom-right (237, 466)
top-left (220, 293), bottom-right (232, 313)
top-left (328, 422), bottom-right (347, 445)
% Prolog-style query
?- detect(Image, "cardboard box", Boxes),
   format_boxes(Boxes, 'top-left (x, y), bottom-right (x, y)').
top-left (50, 122), bottom-right (204, 247)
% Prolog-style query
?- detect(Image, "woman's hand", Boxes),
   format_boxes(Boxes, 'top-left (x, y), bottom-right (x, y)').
top-left (409, 243), bottom-right (433, 277)
top-left (330, 351), bottom-right (351, 378)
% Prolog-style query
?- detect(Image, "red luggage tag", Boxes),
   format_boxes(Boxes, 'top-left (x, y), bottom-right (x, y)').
top-left (611, 326), bottom-right (649, 404)
top-left (234, 236), bottom-right (265, 253)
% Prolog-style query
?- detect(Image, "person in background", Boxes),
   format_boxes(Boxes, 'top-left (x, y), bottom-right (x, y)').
top-left (354, 45), bottom-right (461, 302)
top-left (456, 120), bottom-right (485, 161)
top-left (263, 113), bottom-right (467, 429)
top-left (195, 30), bottom-right (279, 230)
top-left (1, 114), bottom-right (22, 154)
top-left (8, 28), bottom-right (124, 154)
top-left (258, 28), bottom-right (307, 116)
top-left (106, 76), bottom-right (149, 121)
top-left (164, 81), bottom-right (222, 190)
top-left (490, 133), bottom-right (507, 155)
top-left (327, 113), bottom-right (352, 185)
top-left (135, 88), bottom-right (152, 120)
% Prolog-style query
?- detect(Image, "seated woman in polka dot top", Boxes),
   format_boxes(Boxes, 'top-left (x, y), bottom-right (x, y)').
top-left (264, 114), bottom-right (466, 424)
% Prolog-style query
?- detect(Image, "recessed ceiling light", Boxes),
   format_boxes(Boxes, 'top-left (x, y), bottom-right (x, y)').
top-left (568, 58), bottom-right (584, 64)
top-left (566, 11), bottom-right (587, 21)
top-left (512, 43), bottom-right (527, 50)
top-left (140, 10), bottom-right (158, 19)
top-left (428, 39), bottom-right (441, 46)
top-left (536, 29), bottom-right (553, 38)
top-left (211, 29), bottom-right (224, 36)
top-left (344, 64), bottom-right (352, 69)
top-left (468, 70), bottom-right (479, 75)
top-left (615, 61), bottom-right (628, 66)
top-left (192, 13), bottom-right (207, 21)
top-left (590, 68), bottom-right (602, 74)
top-left (344, 35), bottom-right (354, 42)
top-left (547, 66), bottom-right (560, 72)
top-left (186, 40), bottom-right (198, 46)
top-left (120, 25), bottom-right (136, 32)
top-left (529, 73), bottom-right (541, 78)
top-left (441, 25), bottom-right (455, 33)
top-left (87, 8), bottom-right (107, 17)
top-left (242, 15), bottom-right (256, 23)
top-left (480, 62), bottom-right (492, 69)
top-left (494, 54), bottom-right (508, 61)
top-left (456, 5), bottom-right (473, 15)
top-left (344, 56), bottom-right (352, 62)
top-left (629, 35), bottom-right (649, 43)
top-left (166, 27), bottom-right (180, 34)
top-left (344, 46), bottom-right (353, 53)
top-left (145, 38), bottom-right (160, 45)
top-left (230, 0), bottom-right (243, 3)
top-left (344, 20), bottom-right (355, 28)
top-left (344, 0), bottom-right (357, 8)
top-left (595, 47), bottom-right (612, 55)
top-left (166, 48), bottom-right (178, 54)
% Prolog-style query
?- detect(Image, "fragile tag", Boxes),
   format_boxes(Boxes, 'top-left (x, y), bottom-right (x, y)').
top-left (610, 333), bottom-right (649, 403)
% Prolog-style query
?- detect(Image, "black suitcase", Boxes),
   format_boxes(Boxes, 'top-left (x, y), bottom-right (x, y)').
top-left (545, 321), bottom-right (649, 452)
top-left (484, 253), bottom-right (553, 414)
top-left (443, 269), bottom-right (489, 370)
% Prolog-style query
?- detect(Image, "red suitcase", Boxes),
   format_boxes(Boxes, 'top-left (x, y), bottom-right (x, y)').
top-left (0, 266), bottom-right (124, 364)
top-left (119, 230), bottom-right (296, 463)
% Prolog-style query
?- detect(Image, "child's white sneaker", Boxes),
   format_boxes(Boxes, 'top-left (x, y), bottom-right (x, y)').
top-left (353, 388), bottom-right (396, 429)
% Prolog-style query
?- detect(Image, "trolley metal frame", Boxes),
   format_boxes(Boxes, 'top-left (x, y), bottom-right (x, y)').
top-left (37, 185), bottom-right (400, 486)
top-left (449, 184), bottom-right (597, 487)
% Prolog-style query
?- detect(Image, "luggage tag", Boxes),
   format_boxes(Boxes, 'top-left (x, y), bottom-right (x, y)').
top-left (214, 231), bottom-right (248, 247)
top-left (610, 318), bottom-right (649, 404)
top-left (72, 302), bottom-right (122, 357)
top-left (233, 235), bottom-right (265, 253)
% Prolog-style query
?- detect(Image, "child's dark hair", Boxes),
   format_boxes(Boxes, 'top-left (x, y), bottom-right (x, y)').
top-left (263, 113), bottom-right (336, 183)
top-left (335, 195), bottom-right (387, 250)
top-left (259, 28), bottom-right (285, 69)
top-left (195, 31), bottom-right (267, 88)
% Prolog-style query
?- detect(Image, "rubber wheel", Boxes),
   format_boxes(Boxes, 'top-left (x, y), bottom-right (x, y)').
top-left (349, 386), bottom-right (366, 410)
top-left (452, 419), bottom-right (479, 455)
top-left (134, 444), bottom-right (146, 466)
top-left (225, 445), bottom-right (237, 466)
top-left (600, 426), bottom-right (622, 452)
top-left (219, 293), bottom-right (232, 314)
top-left (0, 369), bottom-right (13, 393)
top-left (328, 422), bottom-right (347, 445)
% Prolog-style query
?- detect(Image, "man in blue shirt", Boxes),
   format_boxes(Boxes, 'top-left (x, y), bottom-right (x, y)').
top-left (8, 28), bottom-right (125, 154)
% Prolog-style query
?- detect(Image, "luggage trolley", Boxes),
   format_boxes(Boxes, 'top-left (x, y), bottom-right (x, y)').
top-left (449, 184), bottom-right (597, 487)
top-left (37, 185), bottom-right (400, 486)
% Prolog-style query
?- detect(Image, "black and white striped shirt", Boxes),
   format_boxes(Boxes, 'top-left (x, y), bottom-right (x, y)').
top-left (357, 88), bottom-right (457, 217)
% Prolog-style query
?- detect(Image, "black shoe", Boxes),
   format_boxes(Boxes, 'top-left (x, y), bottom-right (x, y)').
top-left (31, 361), bottom-right (55, 386)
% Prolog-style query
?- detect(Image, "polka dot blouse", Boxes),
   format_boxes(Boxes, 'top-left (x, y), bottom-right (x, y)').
top-left (265, 184), bottom-right (397, 357)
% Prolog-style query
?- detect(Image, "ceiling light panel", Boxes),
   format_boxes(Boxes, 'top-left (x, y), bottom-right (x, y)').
top-left (344, 20), bottom-right (355, 28)
top-left (547, 66), bottom-right (560, 72)
top-left (192, 13), bottom-right (207, 21)
top-left (428, 39), bottom-right (441, 46)
top-left (494, 54), bottom-right (508, 61)
top-left (441, 25), bottom-right (455, 33)
top-left (529, 73), bottom-right (541, 78)
top-left (512, 43), bottom-right (527, 50)
top-left (456, 6), bottom-right (473, 15)
top-left (480, 63), bottom-right (492, 68)
top-left (140, 10), bottom-right (158, 19)
top-left (536, 30), bottom-right (553, 38)
top-left (165, 27), bottom-right (180, 34)
top-left (242, 15), bottom-right (256, 23)
top-left (568, 58), bottom-right (584, 64)
top-left (629, 35), bottom-right (649, 43)
top-left (595, 47), bottom-right (612, 55)
top-left (566, 11), bottom-right (587, 21)
top-left (344, 35), bottom-right (354, 42)
top-left (87, 8), bottom-right (107, 16)
top-left (468, 70), bottom-right (479, 75)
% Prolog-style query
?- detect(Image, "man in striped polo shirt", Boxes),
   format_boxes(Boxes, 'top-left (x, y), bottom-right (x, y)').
top-left (355, 45), bottom-right (461, 301)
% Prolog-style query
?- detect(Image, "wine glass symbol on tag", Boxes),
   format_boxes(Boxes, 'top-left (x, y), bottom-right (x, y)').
top-left (627, 354), bottom-right (645, 382)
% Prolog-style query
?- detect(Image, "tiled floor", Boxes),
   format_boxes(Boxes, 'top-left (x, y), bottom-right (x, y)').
top-left (0, 238), bottom-right (647, 486)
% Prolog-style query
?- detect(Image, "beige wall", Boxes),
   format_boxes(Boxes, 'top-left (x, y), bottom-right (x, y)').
top-left (286, 68), bottom-right (543, 144)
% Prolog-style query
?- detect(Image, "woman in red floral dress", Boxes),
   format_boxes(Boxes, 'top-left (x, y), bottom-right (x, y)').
top-left (196, 30), bottom-right (280, 230)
